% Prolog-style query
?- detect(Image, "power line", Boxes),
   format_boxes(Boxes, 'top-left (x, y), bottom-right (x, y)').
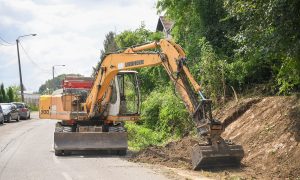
top-left (0, 36), bottom-right (15, 45)
top-left (19, 42), bottom-right (51, 73)
top-left (0, 41), bottom-right (10, 46)
top-left (0, 41), bottom-right (14, 46)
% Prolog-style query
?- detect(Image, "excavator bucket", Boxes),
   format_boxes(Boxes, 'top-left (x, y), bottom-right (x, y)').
top-left (54, 132), bottom-right (128, 153)
top-left (191, 143), bottom-right (244, 170)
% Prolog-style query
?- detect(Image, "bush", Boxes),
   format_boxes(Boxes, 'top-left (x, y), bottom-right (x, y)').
top-left (125, 122), bottom-right (164, 150)
top-left (141, 86), bottom-right (192, 138)
top-left (126, 86), bottom-right (193, 150)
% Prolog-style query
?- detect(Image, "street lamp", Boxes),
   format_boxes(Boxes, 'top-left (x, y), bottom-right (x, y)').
top-left (16, 33), bottom-right (37, 102)
top-left (52, 65), bottom-right (65, 91)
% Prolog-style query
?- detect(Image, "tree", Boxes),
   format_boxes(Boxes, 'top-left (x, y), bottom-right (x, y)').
top-left (92, 31), bottom-right (119, 77)
top-left (7, 87), bottom-right (14, 102)
top-left (0, 83), bottom-right (8, 103)
top-left (157, 0), bottom-right (239, 100)
top-left (224, 0), bottom-right (300, 93)
top-left (100, 31), bottom-right (119, 60)
top-left (0, 84), bottom-right (3, 103)
top-left (157, 0), bottom-right (300, 96)
top-left (115, 24), bottom-right (166, 94)
top-left (9, 86), bottom-right (21, 102)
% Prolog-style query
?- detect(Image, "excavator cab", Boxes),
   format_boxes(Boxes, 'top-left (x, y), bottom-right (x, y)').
top-left (108, 71), bottom-right (140, 118)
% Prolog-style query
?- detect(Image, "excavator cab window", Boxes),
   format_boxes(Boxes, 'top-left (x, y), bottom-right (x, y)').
top-left (117, 72), bottom-right (140, 115)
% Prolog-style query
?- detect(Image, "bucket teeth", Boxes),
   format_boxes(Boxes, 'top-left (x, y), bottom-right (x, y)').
top-left (191, 143), bottom-right (244, 170)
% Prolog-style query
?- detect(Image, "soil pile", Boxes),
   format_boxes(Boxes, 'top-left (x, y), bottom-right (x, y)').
top-left (219, 96), bottom-right (300, 179)
top-left (131, 136), bottom-right (201, 169)
top-left (132, 96), bottom-right (300, 179)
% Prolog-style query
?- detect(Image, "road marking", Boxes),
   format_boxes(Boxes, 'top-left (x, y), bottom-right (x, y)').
top-left (62, 172), bottom-right (73, 180)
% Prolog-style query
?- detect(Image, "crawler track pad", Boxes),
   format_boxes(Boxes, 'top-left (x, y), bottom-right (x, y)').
top-left (191, 144), bottom-right (244, 170)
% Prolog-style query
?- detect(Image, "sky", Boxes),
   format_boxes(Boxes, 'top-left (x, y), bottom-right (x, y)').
top-left (0, 0), bottom-right (159, 92)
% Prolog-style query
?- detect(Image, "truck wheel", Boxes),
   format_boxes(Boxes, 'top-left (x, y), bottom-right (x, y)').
top-left (55, 150), bottom-right (63, 156)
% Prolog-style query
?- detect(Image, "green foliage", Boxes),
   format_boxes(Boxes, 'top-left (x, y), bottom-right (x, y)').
top-left (92, 31), bottom-right (119, 77)
top-left (0, 84), bottom-right (3, 103)
top-left (115, 24), bottom-right (166, 94)
top-left (7, 87), bottom-right (14, 102)
top-left (126, 87), bottom-right (191, 150)
top-left (0, 84), bottom-right (20, 103)
top-left (224, 0), bottom-right (300, 94)
top-left (0, 83), bottom-right (8, 103)
top-left (158, 0), bottom-right (300, 96)
top-left (9, 86), bottom-right (21, 102)
top-left (138, 66), bottom-right (169, 95)
top-left (125, 122), bottom-right (164, 150)
top-left (197, 38), bottom-right (224, 100)
top-left (158, 89), bottom-right (192, 136)
top-left (115, 23), bottom-right (163, 49)
top-left (141, 87), bottom-right (192, 137)
top-left (277, 57), bottom-right (300, 94)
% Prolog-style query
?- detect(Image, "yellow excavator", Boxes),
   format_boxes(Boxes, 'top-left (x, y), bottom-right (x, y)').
top-left (39, 39), bottom-right (244, 169)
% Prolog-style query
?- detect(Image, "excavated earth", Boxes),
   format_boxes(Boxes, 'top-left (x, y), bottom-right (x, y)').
top-left (131, 96), bottom-right (300, 179)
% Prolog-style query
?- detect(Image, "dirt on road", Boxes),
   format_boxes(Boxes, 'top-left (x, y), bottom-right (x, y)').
top-left (131, 96), bottom-right (300, 179)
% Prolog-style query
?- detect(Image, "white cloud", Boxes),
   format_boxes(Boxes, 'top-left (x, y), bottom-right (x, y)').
top-left (0, 0), bottom-right (159, 91)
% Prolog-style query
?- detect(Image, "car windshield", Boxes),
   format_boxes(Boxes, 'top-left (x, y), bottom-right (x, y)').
top-left (15, 104), bottom-right (24, 108)
top-left (1, 104), bottom-right (11, 110)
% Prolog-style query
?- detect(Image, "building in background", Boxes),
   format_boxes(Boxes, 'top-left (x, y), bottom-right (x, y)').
top-left (19, 91), bottom-right (40, 106)
top-left (156, 16), bottom-right (174, 39)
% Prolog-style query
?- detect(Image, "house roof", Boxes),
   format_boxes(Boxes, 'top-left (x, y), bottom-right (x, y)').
top-left (156, 16), bottom-right (174, 33)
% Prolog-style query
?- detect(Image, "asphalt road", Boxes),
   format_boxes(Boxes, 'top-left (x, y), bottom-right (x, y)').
top-left (0, 112), bottom-right (168, 180)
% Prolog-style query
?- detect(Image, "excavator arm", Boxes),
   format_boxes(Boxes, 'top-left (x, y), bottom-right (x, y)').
top-left (86, 40), bottom-right (200, 118)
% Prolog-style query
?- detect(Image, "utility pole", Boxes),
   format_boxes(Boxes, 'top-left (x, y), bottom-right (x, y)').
top-left (16, 34), bottom-right (37, 102)
top-left (16, 39), bottom-right (24, 102)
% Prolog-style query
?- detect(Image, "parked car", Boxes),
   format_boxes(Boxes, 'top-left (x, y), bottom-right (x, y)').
top-left (0, 106), bottom-right (4, 124)
top-left (12, 102), bottom-right (31, 120)
top-left (0, 103), bottom-right (20, 122)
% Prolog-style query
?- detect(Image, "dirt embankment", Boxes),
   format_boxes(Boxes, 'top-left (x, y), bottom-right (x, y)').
top-left (131, 96), bottom-right (300, 179)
